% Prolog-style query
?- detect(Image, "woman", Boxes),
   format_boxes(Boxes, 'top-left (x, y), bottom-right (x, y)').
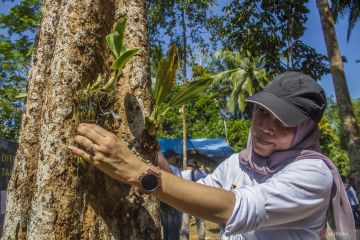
top-left (69, 72), bottom-right (355, 240)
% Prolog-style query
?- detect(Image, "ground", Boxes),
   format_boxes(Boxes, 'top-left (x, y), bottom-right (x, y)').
top-left (189, 219), bottom-right (220, 240)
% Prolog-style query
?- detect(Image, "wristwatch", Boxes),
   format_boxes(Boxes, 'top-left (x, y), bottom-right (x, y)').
top-left (138, 166), bottom-right (162, 194)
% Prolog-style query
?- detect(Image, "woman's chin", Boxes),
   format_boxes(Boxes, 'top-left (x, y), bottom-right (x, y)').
top-left (253, 146), bottom-right (272, 157)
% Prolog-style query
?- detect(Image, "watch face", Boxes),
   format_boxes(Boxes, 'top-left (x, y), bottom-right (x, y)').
top-left (141, 173), bottom-right (159, 192)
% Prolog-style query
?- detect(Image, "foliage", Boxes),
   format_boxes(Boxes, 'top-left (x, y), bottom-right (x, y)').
top-left (0, 0), bottom-right (42, 140)
top-left (75, 17), bottom-right (139, 127)
top-left (319, 116), bottom-right (350, 176)
top-left (318, 97), bottom-right (360, 176)
top-left (211, 0), bottom-right (329, 80)
top-left (147, 0), bottom-right (216, 48)
top-left (226, 118), bottom-right (251, 152)
top-left (147, 44), bottom-right (214, 135)
top-left (207, 50), bottom-right (269, 116)
top-left (91, 17), bottom-right (139, 91)
top-left (158, 90), bottom-right (250, 152)
top-left (353, 98), bottom-right (360, 125)
top-left (147, 0), bottom-right (216, 80)
top-left (331, 0), bottom-right (360, 42)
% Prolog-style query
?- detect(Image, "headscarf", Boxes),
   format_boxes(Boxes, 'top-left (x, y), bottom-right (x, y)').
top-left (239, 111), bottom-right (355, 240)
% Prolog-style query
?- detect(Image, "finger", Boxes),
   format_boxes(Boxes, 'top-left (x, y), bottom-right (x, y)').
top-left (74, 135), bottom-right (97, 152)
top-left (68, 146), bottom-right (94, 164)
top-left (77, 124), bottom-right (104, 145)
top-left (84, 123), bottom-right (111, 137)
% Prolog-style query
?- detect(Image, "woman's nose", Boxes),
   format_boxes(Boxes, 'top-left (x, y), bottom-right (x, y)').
top-left (259, 117), bottom-right (275, 135)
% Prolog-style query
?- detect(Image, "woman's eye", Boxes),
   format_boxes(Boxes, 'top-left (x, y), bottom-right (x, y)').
top-left (258, 107), bottom-right (268, 115)
top-left (275, 120), bottom-right (286, 128)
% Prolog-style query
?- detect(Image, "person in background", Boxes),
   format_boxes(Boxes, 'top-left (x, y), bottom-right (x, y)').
top-left (199, 163), bottom-right (209, 176)
top-left (160, 149), bottom-right (182, 240)
top-left (342, 175), bottom-right (360, 228)
top-left (180, 159), bottom-right (207, 240)
top-left (164, 149), bottom-right (182, 178)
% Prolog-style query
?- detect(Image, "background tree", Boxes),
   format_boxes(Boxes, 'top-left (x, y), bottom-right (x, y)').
top-left (0, 0), bottom-right (42, 140)
top-left (2, 0), bottom-right (160, 239)
top-left (320, 101), bottom-right (351, 176)
top-left (331, 0), bottom-right (360, 42)
top-left (148, 0), bottom-right (215, 168)
top-left (211, 0), bottom-right (329, 80)
top-left (316, 0), bottom-right (360, 187)
top-left (206, 50), bottom-right (268, 118)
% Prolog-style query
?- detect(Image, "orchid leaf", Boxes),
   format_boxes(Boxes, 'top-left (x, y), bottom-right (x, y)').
top-left (112, 48), bottom-right (140, 70)
top-left (106, 17), bottom-right (126, 58)
top-left (168, 76), bottom-right (214, 108)
top-left (154, 43), bottom-right (178, 105)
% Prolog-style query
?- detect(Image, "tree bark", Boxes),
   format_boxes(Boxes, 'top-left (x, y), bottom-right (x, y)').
top-left (180, 6), bottom-right (188, 169)
top-left (2, 0), bottom-right (160, 239)
top-left (316, 0), bottom-right (360, 186)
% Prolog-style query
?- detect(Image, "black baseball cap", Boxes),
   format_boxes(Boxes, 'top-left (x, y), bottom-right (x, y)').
top-left (245, 71), bottom-right (327, 127)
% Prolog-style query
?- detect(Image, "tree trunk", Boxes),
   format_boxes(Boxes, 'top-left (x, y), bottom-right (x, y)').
top-left (2, 0), bottom-right (160, 239)
top-left (180, 6), bottom-right (188, 169)
top-left (316, 0), bottom-right (360, 186)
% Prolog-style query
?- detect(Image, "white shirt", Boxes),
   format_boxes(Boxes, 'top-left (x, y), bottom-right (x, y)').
top-left (198, 154), bottom-right (333, 240)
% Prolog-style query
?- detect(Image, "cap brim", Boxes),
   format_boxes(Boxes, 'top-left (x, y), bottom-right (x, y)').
top-left (246, 91), bottom-right (309, 127)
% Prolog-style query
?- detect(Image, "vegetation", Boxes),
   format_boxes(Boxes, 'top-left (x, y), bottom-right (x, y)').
top-left (0, 0), bottom-right (359, 176)
top-left (212, 0), bottom-right (330, 80)
top-left (0, 0), bottom-right (41, 140)
top-left (75, 17), bottom-right (139, 127)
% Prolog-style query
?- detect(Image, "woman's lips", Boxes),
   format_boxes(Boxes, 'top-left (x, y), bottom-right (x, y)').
top-left (255, 136), bottom-right (272, 145)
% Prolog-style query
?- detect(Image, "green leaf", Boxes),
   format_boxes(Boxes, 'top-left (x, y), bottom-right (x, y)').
top-left (106, 33), bottom-right (118, 57)
top-left (213, 69), bottom-right (240, 83)
top-left (114, 17), bottom-right (126, 41)
top-left (106, 17), bottom-right (126, 58)
top-left (15, 92), bottom-right (27, 99)
top-left (112, 48), bottom-right (140, 70)
top-left (154, 43), bottom-right (179, 105)
top-left (168, 76), bottom-right (214, 108)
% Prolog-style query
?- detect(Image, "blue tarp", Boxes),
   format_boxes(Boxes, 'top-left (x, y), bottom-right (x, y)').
top-left (158, 138), bottom-right (234, 160)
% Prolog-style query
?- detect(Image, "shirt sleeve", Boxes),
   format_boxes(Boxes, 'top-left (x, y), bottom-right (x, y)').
top-left (224, 159), bottom-right (333, 236)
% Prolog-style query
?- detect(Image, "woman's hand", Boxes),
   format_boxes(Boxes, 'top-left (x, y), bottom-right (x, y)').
top-left (68, 123), bottom-right (148, 185)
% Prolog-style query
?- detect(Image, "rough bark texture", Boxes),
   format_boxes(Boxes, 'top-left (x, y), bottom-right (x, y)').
top-left (316, 0), bottom-right (360, 186)
top-left (2, 0), bottom-right (160, 239)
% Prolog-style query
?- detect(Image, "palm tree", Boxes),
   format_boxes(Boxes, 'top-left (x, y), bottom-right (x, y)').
top-left (331, 0), bottom-right (360, 42)
top-left (211, 50), bottom-right (268, 117)
top-left (316, 0), bottom-right (360, 187)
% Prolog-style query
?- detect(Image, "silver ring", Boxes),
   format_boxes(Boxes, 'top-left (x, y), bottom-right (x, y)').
top-left (86, 143), bottom-right (95, 153)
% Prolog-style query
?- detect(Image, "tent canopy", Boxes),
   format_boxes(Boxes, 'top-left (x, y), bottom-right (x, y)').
top-left (158, 138), bottom-right (234, 160)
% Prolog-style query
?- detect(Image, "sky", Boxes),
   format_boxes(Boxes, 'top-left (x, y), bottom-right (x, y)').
top-left (1, 0), bottom-right (359, 99)
top-left (304, 0), bottom-right (360, 99)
